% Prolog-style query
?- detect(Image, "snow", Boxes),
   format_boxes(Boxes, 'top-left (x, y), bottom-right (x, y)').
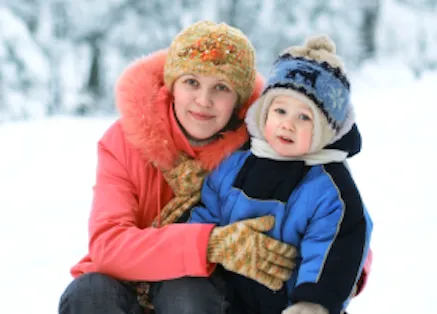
top-left (0, 117), bottom-right (114, 313)
top-left (0, 66), bottom-right (436, 313)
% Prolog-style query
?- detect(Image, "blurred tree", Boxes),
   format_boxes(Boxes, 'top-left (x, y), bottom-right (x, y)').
top-left (360, 1), bottom-right (381, 62)
top-left (6, 0), bottom-right (40, 33)
top-left (1, 0), bottom-right (436, 120)
top-left (0, 6), bottom-right (49, 120)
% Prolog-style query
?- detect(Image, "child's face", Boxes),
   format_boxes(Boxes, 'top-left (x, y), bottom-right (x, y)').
top-left (173, 74), bottom-right (238, 140)
top-left (264, 95), bottom-right (314, 157)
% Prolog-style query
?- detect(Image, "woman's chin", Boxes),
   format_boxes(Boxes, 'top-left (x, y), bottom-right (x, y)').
top-left (186, 129), bottom-right (217, 141)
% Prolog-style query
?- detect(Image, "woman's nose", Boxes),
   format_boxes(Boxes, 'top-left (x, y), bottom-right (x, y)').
top-left (195, 89), bottom-right (213, 107)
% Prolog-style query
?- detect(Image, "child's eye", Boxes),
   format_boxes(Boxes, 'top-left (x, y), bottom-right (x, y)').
top-left (185, 78), bottom-right (199, 87)
top-left (215, 84), bottom-right (231, 92)
top-left (274, 108), bottom-right (286, 115)
top-left (299, 114), bottom-right (312, 121)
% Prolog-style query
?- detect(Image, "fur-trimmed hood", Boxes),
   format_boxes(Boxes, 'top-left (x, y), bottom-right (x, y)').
top-left (115, 50), bottom-right (264, 171)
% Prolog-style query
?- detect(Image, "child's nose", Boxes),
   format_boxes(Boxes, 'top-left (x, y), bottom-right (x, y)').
top-left (281, 119), bottom-right (295, 131)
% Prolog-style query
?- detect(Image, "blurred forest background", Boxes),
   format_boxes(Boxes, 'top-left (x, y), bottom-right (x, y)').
top-left (1, 0), bottom-right (436, 121)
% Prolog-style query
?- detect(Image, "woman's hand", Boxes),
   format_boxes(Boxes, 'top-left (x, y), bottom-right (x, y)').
top-left (207, 215), bottom-right (297, 290)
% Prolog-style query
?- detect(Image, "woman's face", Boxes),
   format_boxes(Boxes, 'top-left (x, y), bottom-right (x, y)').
top-left (173, 74), bottom-right (238, 140)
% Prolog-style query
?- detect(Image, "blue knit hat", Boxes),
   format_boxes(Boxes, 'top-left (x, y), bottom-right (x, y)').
top-left (246, 35), bottom-right (355, 153)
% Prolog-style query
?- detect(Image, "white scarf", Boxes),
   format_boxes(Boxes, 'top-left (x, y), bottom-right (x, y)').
top-left (250, 137), bottom-right (348, 165)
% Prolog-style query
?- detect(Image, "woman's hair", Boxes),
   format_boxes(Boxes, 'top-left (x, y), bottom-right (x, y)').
top-left (221, 110), bottom-right (244, 133)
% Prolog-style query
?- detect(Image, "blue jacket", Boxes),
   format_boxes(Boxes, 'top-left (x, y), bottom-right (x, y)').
top-left (189, 151), bottom-right (373, 314)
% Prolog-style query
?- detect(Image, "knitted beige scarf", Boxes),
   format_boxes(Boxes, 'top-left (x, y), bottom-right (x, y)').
top-left (131, 153), bottom-right (208, 311)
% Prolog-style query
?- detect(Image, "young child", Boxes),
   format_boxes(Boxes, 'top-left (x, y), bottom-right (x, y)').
top-left (188, 35), bottom-right (373, 314)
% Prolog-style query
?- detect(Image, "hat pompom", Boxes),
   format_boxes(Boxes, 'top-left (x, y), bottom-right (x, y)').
top-left (304, 35), bottom-right (336, 54)
top-left (282, 34), bottom-right (345, 73)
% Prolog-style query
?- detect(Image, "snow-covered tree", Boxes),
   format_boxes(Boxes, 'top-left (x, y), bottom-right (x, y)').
top-left (0, 7), bottom-right (49, 121)
top-left (1, 0), bottom-right (437, 121)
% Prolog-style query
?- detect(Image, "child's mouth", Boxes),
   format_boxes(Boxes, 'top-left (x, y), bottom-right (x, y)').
top-left (278, 136), bottom-right (294, 144)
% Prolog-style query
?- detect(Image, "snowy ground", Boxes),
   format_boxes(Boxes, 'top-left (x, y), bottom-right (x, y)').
top-left (1, 65), bottom-right (436, 313)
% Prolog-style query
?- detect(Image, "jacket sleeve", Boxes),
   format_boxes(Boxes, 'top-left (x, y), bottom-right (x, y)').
top-left (88, 122), bottom-right (215, 282)
top-left (290, 164), bottom-right (372, 313)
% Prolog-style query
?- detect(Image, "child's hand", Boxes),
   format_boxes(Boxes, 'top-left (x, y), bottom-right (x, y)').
top-left (207, 215), bottom-right (297, 290)
top-left (282, 302), bottom-right (329, 314)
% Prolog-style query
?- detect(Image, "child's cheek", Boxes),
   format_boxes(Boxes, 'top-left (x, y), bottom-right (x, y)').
top-left (263, 123), bottom-right (273, 139)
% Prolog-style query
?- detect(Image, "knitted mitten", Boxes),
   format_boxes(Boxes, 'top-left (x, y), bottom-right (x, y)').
top-left (282, 302), bottom-right (329, 314)
top-left (207, 215), bottom-right (297, 291)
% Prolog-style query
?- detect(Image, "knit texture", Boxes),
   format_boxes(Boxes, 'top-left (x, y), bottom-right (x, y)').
top-left (207, 216), bottom-right (297, 291)
top-left (164, 20), bottom-right (256, 106)
top-left (133, 154), bottom-right (209, 311)
top-left (152, 153), bottom-right (207, 226)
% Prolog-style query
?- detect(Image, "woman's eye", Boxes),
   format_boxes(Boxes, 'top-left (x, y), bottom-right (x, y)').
top-left (299, 114), bottom-right (311, 121)
top-left (274, 108), bottom-right (286, 115)
top-left (185, 78), bottom-right (199, 86)
top-left (215, 84), bottom-right (230, 92)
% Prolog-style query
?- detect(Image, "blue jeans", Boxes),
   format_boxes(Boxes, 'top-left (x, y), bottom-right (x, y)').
top-left (59, 272), bottom-right (228, 314)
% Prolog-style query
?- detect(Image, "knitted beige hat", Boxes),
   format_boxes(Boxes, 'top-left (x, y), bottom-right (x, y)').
top-left (164, 20), bottom-right (256, 106)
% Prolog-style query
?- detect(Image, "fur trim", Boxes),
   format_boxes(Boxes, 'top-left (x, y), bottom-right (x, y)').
top-left (116, 49), bottom-right (264, 171)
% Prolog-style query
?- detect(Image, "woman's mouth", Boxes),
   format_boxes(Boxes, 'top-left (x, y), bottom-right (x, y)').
top-left (190, 111), bottom-right (214, 121)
